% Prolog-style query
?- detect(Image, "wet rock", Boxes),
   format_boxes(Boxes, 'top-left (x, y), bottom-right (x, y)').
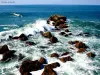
top-left (59, 32), bottom-right (66, 35)
top-left (64, 34), bottom-right (69, 37)
top-left (68, 41), bottom-right (79, 45)
top-left (45, 62), bottom-right (60, 69)
top-left (26, 41), bottom-right (35, 45)
top-left (50, 53), bottom-right (59, 58)
top-left (19, 60), bottom-right (42, 75)
top-left (39, 46), bottom-right (48, 49)
top-left (12, 36), bottom-right (19, 40)
top-left (65, 29), bottom-right (70, 32)
top-left (59, 24), bottom-right (68, 28)
top-left (61, 52), bottom-right (70, 56)
top-left (19, 34), bottom-right (28, 41)
top-left (49, 15), bottom-right (66, 22)
top-left (68, 33), bottom-right (72, 35)
top-left (0, 45), bottom-right (9, 54)
top-left (87, 52), bottom-right (96, 58)
top-left (77, 48), bottom-right (86, 53)
top-left (59, 56), bottom-right (73, 62)
top-left (75, 42), bottom-right (88, 49)
top-left (77, 32), bottom-right (90, 37)
top-left (49, 36), bottom-right (58, 43)
top-left (23, 72), bottom-right (32, 75)
top-left (39, 57), bottom-right (47, 64)
top-left (42, 66), bottom-right (57, 75)
top-left (68, 41), bottom-right (75, 45)
top-left (41, 31), bottom-right (53, 38)
top-left (1, 50), bottom-right (16, 61)
top-left (18, 54), bottom-right (25, 61)
top-left (54, 20), bottom-right (65, 27)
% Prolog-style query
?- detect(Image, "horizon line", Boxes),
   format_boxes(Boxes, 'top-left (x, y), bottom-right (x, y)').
top-left (0, 4), bottom-right (100, 6)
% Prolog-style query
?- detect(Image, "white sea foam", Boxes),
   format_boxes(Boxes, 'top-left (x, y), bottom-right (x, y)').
top-left (13, 13), bottom-right (23, 17)
top-left (0, 19), bottom-right (99, 75)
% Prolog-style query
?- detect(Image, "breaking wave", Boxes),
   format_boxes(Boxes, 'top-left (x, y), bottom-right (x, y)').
top-left (0, 19), bottom-right (100, 75)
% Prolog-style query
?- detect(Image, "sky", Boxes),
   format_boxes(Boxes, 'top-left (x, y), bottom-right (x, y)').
top-left (0, 0), bottom-right (100, 5)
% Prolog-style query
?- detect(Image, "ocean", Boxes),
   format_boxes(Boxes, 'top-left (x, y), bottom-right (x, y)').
top-left (0, 5), bottom-right (100, 75)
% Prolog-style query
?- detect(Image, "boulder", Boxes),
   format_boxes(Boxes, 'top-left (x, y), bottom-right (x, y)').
top-left (12, 36), bottom-right (19, 40)
top-left (50, 15), bottom-right (59, 22)
top-left (54, 20), bottom-right (65, 26)
top-left (77, 48), bottom-right (86, 53)
top-left (50, 53), bottom-right (59, 58)
top-left (59, 24), bottom-right (68, 29)
top-left (19, 60), bottom-right (42, 75)
top-left (1, 50), bottom-right (16, 61)
top-left (59, 56), bottom-right (73, 62)
top-left (49, 36), bottom-right (58, 43)
top-left (59, 32), bottom-right (66, 35)
top-left (39, 57), bottom-right (47, 64)
top-left (49, 15), bottom-right (66, 22)
top-left (18, 54), bottom-right (25, 61)
top-left (23, 72), bottom-right (32, 75)
top-left (64, 34), bottom-right (69, 37)
top-left (68, 41), bottom-right (79, 45)
top-left (65, 29), bottom-right (70, 32)
top-left (61, 52), bottom-right (70, 56)
top-left (42, 66), bottom-right (57, 75)
top-left (0, 45), bottom-right (9, 54)
top-left (26, 41), bottom-right (35, 45)
top-left (41, 31), bottom-right (52, 38)
top-left (87, 52), bottom-right (96, 58)
top-left (45, 62), bottom-right (60, 69)
top-left (19, 34), bottom-right (28, 41)
top-left (68, 41), bottom-right (75, 45)
top-left (75, 42), bottom-right (88, 49)
top-left (68, 33), bottom-right (72, 35)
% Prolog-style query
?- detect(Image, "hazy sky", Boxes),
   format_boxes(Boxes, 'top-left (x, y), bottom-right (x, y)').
top-left (0, 0), bottom-right (100, 5)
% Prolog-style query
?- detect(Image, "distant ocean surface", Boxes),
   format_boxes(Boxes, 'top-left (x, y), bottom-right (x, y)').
top-left (0, 5), bottom-right (100, 75)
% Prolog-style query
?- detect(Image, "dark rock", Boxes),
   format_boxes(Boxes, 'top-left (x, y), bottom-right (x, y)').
top-left (75, 42), bottom-right (88, 49)
top-left (49, 36), bottom-right (58, 43)
top-left (87, 52), bottom-right (96, 58)
top-left (68, 33), bottom-right (72, 35)
top-left (12, 36), bottom-right (19, 40)
top-left (64, 34), bottom-right (69, 37)
top-left (45, 62), bottom-right (60, 69)
top-left (19, 34), bottom-right (28, 41)
top-left (59, 24), bottom-right (68, 28)
top-left (65, 29), bottom-right (70, 32)
top-left (59, 56), bottom-right (73, 62)
top-left (23, 72), bottom-right (32, 75)
top-left (54, 20), bottom-right (65, 26)
top-left (42, 66), bottom-right (57, 75)
top-left (1, 50), bottom-right (16, 61)
top-left (39, 46), bottom-right (48, 49)
top-left (68, 41), bottom-right (80, 45)
top-left (77, 48), bottom-right (86, 53)
top-left (19, 60), bottom-right (42, 75)
top-left (41, 31), bottom-right (53, 38)
top-left (77, 32), bottom-right (90, 37)
top-left (59, 32), bottom-right (66, 35)
top-left (68, 41), bottom-right (75, 45)
top-left (39, 57), bottom-right (47, 64)
top-left (50, 53), bottom-right (59, 58)
top-left (9, 36), bottom-right (13, 40)
top-left (18, 54), bottom-right (25, 61)
top-left (26, 41), bottom-right (35, 45)
top-left (61, 52), bottom-right (70, 56)
top-left (0, 45), bottom-right (9, 54)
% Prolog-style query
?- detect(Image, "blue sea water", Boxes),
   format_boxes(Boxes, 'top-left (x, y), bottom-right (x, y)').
top-left (0, 5), bottom-right (100, 35)
top-left (0, 5), bottom-right (100, 75)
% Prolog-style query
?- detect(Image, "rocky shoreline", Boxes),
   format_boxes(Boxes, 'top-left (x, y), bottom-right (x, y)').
top-left (0, 15), bottom-right (96, 75)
